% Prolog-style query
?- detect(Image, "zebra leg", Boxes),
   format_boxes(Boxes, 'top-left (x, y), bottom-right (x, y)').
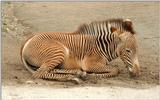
top-left (32, 66), bottom-right (82, 84)
top-left (42, 73), bottom-right (81, 84)
top-left (85, 62), bottom-right (119, 78)
top-left (50, 69), bottom-right (87, 79)
top-left (32, 59), bottom-right (84, 83)
top-left (83, 55), bottom-right (119, 78)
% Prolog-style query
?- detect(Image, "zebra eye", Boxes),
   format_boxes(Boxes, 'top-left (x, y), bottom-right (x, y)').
top-left (125, 49), bottom-right (131, 53)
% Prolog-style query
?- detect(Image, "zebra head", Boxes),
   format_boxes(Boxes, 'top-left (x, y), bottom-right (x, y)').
top-left (112, 19), bottom-right (140, 77)
top-left (119, 33), bottom-right (140, 77)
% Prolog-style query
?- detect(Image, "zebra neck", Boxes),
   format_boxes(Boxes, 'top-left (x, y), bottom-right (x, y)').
top-left (96, 34), bottom-right (119, 62)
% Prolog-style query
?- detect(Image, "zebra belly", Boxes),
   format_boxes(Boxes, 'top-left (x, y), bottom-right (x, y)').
top-left (63, 53), bottom-right (82, 70)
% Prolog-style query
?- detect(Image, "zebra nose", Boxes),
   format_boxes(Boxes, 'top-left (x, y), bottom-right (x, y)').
top-left (129, 64), bottom-right (140, 77)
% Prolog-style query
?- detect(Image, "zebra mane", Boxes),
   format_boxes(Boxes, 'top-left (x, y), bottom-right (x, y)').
top-left (76, 18), bottom-right (135, 35)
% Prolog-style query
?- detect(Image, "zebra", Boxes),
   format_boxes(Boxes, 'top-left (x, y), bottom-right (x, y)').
top-left (21, 18), bottom-right (140, 83)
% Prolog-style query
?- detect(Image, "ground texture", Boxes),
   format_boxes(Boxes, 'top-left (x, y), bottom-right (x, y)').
top-left (2, 2), bottom-right (160, 100)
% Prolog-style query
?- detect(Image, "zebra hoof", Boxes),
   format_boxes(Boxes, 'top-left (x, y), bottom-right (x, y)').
top-left (80, 72), bottom-right (90, 81)
top-left (71, 78), bottom-right (81, 84)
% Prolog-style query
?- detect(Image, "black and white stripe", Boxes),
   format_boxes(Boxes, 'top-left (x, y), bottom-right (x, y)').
top-left (75, 19), bottom-right (133, 62)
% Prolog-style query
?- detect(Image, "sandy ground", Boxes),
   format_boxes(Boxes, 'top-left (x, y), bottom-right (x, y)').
top-left (2, 1), bottom-right (160, 100)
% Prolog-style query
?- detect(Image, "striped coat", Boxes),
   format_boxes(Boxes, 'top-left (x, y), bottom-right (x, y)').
top-left (21, 18), bottom-right (140, 83)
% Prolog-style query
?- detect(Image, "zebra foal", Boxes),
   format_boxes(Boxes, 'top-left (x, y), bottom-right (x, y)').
top-left (21, 18), bottom-right (140, 83)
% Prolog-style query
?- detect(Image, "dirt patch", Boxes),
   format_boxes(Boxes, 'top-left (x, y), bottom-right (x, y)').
top-left (2, 2), bottom-right (160, 99)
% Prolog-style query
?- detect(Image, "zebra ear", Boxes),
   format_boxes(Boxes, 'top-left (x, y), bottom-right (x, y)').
top-left (123, 19), bottom-right (135, 34)
top-left (123, 19), bottom-right (132, 27)
top-left (110, 26), bottom-right (117, 33)
top-left (77, 23), bottom-right (88, 32)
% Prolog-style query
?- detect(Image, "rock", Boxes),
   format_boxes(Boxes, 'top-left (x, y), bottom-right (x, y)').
top-left (26, 80), bottom-right (34, 84)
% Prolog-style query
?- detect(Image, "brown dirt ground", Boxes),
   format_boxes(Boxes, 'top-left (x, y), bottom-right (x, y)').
top-left (2, 1), bottom-right (160, 99)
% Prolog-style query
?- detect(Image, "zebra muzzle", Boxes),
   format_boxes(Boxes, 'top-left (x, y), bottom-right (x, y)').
top-left (128, 64), bottom-right (140, 77)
